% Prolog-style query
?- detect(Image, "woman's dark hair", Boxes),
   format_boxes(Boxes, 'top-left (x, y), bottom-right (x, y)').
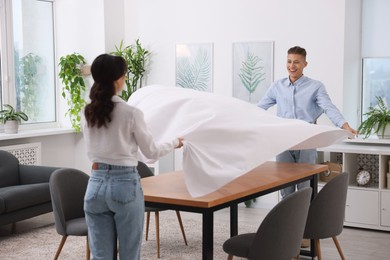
top-left (84, 54), bottom-right (127, 128)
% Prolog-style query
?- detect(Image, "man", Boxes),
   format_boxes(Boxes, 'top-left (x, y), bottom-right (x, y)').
top-left (257, 46), bottom-right (357, 200)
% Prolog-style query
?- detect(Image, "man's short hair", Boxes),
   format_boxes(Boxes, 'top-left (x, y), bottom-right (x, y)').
top-left (288, 46), bottom-right (307, 59)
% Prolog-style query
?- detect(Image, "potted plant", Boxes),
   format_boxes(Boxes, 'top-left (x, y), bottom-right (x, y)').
top-left (358, 96), bottom-right (390, 139)
top-left (112, 39), bottom-right (150, 101)
top-left (58, 53), bottom-right (88, 132)
top-left (0, 104), bottom-right (29, 134)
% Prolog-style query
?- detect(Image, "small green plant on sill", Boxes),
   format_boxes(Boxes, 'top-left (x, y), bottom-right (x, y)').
top-left (358, 96), bottom-right (390, 139)
top-left (111, 39), bottom-right (150, 101)
top-left (58, 53), bottom-right (88, 132)
top-left (0, 104), bottom-right (28, 124)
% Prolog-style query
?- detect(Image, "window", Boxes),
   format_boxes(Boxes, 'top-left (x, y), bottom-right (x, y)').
top-left (0, 0), bottom-right (56, 124)
top-left (361, 58), bottom-right (390, 119)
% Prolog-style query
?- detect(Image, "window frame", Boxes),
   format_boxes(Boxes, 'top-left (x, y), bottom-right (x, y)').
top-left (0, 0), bottom-right (59, 130)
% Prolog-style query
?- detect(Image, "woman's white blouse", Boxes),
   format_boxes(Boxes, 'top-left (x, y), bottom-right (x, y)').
top-left (82, 95), bottom-right (178, 166)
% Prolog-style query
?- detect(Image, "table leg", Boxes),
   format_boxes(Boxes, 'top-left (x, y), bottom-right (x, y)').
top-left (230, 204), bottom-right (238, 237)
top-left (309, 174), bottom-right (318, 258)
top-left (300, 174), bottom-right (319, 259)
top-left (202, 211), bottom-right (214, 260)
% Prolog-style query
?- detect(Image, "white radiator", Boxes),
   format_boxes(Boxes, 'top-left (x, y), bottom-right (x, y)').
top-left (0, 142), bottom-right (42, 165)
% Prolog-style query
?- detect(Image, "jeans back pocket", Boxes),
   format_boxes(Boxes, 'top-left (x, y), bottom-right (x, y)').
top-left (111, 178), bottom-right (137, 204)
top-left (84, 177), bottom-right (104, 201)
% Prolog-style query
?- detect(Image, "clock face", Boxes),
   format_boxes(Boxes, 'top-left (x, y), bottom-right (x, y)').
top-left (356, 170), bottom-right (371, 186)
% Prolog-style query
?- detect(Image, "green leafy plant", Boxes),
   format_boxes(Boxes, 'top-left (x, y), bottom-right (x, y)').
top-left (239, 51), bottom-right (265, 102)
top-left (0, 104), bottom-right (28, 124)
top-left (112, 39), bottom-right (150, 101)
top-left (176, 48), bottom-right (210, 91)
top-left (58, 53), bottom-right (87, 132)
top-left (358, 96), bottom-right (390, 139)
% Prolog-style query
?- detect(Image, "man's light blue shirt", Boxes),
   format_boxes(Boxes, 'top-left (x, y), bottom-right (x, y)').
top-left (257, 75), bottom-right (346, 128)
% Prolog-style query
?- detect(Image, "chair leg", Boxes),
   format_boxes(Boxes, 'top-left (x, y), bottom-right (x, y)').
top-left (315, 239), bottom-right (322, 260)
top-left (54, 235), bottom-right (68, 260)
top-left (175, 211), bottom-right (188, 246)
top-left (227, 255), bottom-right (233, 260)
top-left (155, 211), bottom-right (160, 258)
top-left (86, 236), bottom-right (90, 260)
top-left (145, 212), bottom-right (151, 241)
top-left (332, 236), bottom-right (346, 260)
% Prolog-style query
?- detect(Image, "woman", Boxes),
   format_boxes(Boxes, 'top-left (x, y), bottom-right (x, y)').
top-left (82, 54), bottom-right (182, 260)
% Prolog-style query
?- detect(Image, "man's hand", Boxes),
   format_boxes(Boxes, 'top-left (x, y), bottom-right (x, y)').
top-left (342, 122), bottom-right (358, 137)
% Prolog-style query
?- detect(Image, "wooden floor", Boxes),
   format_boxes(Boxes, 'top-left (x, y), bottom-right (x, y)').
top-left (1, 206), bottom-right (390, 259)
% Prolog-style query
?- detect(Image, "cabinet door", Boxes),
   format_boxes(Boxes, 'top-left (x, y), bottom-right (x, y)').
top-left (381, 192), bottom-right (390, 227)
top-left (345, 189), bottom-right (379, 225)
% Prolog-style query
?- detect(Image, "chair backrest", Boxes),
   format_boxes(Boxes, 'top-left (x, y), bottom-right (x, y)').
top-left (0, 150), bottom-right (20, 187)
top-left (49, 168), bottom-right (89, 235)
top-left (137, 161), bottom-right (154, 178)
top-left (248, 187), bottom-right (312, 260)
top-left (303, 172), bottom-right (349, 239)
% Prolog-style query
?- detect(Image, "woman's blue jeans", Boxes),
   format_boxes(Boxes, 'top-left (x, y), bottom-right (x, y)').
top-left (277, 149), bottom-right (317, 199)
top-left (84, 166), bottom-right (144, 260)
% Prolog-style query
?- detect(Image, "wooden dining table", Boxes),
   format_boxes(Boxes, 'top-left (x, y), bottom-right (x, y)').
top-left (141, 161), bottom-right (327, 260)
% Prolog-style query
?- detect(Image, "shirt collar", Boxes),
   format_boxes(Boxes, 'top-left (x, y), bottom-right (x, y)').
top-left (288, 75), bottom-right (307, 86)
top-left (112, 95), bottom-right (126, 103)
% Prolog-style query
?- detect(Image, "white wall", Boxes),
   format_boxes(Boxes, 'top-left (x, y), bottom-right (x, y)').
top-left (124, 0), bottom-right (360, 122)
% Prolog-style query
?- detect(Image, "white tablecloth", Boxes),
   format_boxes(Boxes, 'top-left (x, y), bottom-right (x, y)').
top-left (128, 85), bottom-right (352, 197)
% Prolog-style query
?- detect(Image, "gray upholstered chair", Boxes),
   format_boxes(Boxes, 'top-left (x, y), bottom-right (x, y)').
top-left (222, 187), bottom-right (312, 260)
top-left (298, 172), bottom-right (349, 260)
top-left (0, 150), bottom-right (59, 232)
top-left (49, 168), bottom-right (90, 260)
top-left (137, 161), bottom-right (188, 258)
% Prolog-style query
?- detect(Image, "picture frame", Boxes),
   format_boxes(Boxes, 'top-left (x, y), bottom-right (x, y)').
top-left (232, 41), bottom-right (274, 103)
top-left (175, 43), bottom-right (213, 92)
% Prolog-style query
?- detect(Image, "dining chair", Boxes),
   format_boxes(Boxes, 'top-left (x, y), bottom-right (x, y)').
top-left (297, 172), bottom-right (349, 260)
top-left (222, 187), bottom-right (312, 260)
top-left (49, 168), bottom-right (90, 260)
top-left (137, 161), bottom-right (188, 258)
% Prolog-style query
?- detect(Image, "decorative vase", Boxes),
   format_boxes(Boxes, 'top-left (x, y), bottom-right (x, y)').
top-left (4, 120), bottom-right (19, 134)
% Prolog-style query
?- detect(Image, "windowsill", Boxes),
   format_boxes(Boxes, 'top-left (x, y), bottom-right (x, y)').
top-left (344, 137), bottom-right (390, 145)
top-left (0, 127), bottom-right (76, 141)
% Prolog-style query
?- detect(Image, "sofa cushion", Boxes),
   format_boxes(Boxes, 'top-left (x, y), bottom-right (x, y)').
top-left (0, 151), bottom-right (20, 188)
top-left (0, 183), bottom-right (50, 214)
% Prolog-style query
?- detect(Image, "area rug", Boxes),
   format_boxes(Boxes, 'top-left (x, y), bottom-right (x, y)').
top-left (0, 211), bottom-right (257, 259)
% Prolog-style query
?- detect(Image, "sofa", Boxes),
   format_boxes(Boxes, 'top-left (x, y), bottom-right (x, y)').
top-left (0, 150), bottom-right (59, 230)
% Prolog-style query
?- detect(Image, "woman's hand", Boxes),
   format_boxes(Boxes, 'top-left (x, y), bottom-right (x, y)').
top-left (176, 138), bottom-right (184, 148)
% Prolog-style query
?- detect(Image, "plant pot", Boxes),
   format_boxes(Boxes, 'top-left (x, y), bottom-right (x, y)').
top-left (377, 123), bottom-right (390, 139)
top-left (4, 120), bottom-right (19, 134)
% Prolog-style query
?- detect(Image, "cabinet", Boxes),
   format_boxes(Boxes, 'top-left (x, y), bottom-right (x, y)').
top-left (317, 140), bottom-right (390, 231)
